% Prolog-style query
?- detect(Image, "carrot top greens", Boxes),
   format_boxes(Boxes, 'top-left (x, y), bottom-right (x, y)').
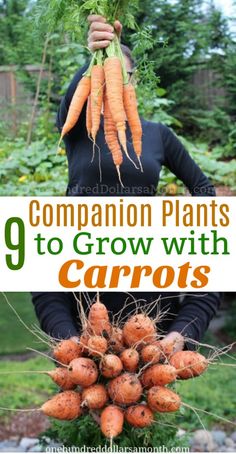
top-left (36, 0), bottom-right (139, 38)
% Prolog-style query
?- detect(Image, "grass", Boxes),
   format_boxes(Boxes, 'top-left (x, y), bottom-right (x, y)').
top-left (176, 355), bottom-right (236, 431)
top-left (0, 356), bottom-right (52, 419)
top-left (0, 292), bottom-right (46, 355)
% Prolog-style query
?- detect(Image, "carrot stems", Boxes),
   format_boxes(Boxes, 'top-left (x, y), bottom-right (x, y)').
top-left (114, 35), bottom-right (129, 85)
top-left (84, 52), bottom-right (97, 77)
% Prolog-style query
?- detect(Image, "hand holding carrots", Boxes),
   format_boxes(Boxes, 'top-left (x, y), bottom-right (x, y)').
top-left (87, 15), bottom-right (122, 52)
top-left (60, 15), bottom-right (143, 183)
top-left (162, 331), bottom-right (185, 353)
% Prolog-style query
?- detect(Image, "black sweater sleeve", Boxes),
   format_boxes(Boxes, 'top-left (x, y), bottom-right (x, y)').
top-left (167, 292), bottom-right (222, 346)
top-left (31, 292), bottom-right (79, 339)
top-left (56, 63), bottom-right (90, 139)
top-left (159, 124), bottom-right (221, 344)
top-left (160, 123), bottom-right (215, 196)
top-left (49, 98), bottom-right (220, 343)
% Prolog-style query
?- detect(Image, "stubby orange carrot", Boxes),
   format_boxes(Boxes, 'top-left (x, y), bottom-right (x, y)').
top-left (100, 354), bottom-right (123, 378)
top-left (87, 335), bottom-right (108, 357)
top-left (68, 357), bottom-right (98, 387)
top-left (81, 384), bottom-right (108, 410)
top-left (108, 373), bottom-right (142, 405)
top-left (109, 326), bottom-right (125, 353)
top-left (147, 386), bottom-right (181, 413)
top-left (47, 368), bottom-right (77, 390)
top-left (120, 348), bottom-right (139, 373)
top-left (141, 364), bottom-right (177, 388)
top-left (123, 313), bottom-right (157, 348)
top-left (170, 351), bottom-right (208, 379)
top-left (53, 338), bottom-right (82, 365)
top-left (88, 297), bottom-right (112, 337)
top-left (100, 405), bottom-right (124, 439)
top-left (141, 344), bottom-right (161, 364)
top-left (125, 404), bottom-right (153, 428)
top-left (41, 391), bottom-right (82, 420)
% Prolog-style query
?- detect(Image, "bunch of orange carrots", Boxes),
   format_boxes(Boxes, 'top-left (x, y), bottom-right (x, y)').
top-left (38, 296), bottom-right (209, 441)
top-left (59, 36), bottom-right (143, 185)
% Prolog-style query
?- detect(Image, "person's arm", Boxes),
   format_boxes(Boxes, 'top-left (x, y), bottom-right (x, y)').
top-left (159, 123), bottom-right (215, 196)
top-left (167, 292), bottom-right (222, 349)
top-left (159, 125), bottom-right (221, 347)
top-left (31, 292), bottom-right (79, 339)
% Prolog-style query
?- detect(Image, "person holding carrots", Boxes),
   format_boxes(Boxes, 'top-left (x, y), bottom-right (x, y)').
top-left (32, 15), bottom-right (221, 352)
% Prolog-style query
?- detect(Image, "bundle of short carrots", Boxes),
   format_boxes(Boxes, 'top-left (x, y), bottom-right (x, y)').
top-left (38, 296), bottom-right (209, 441)
top-left (59, 36), bottom-right (143, 185)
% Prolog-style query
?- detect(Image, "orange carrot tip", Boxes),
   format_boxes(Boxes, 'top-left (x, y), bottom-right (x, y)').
top-left (118, 130), bottom-right (138, 170)
top-left (121, 148), bottom-right (138, 169)
top-left (91, 140), bottom-right (96, 163)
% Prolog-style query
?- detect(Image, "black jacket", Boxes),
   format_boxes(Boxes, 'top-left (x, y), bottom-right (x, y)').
top-left (56, 64), bottom-right (216, 197)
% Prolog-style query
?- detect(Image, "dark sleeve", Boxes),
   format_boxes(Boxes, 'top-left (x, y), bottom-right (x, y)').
top-left (159, 123), bottom-right (216, 196)
top-left (56, 62), bottom-right (90, 139)
top-left (168, 292), bottom-right (222, 347)
top-left (31, 292), bottom-right (79, 339)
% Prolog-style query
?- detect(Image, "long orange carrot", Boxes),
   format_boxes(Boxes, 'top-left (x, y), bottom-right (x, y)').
top-left (60, 75), bottom-right (91, 142)
top-left (104, 92), bottom-right (124, 186)
top-left (123, 83), bottom-right (143, 171)
top-left (86, 95), bottom-right (92, 138)
top-left (91, 65), bottom-right (105, 142)
top-left (104, 56), bottom-right (137, 169)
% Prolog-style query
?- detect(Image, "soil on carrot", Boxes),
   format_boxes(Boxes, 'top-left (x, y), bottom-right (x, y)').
top-left (0, 412), bottom-right (50, 441)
